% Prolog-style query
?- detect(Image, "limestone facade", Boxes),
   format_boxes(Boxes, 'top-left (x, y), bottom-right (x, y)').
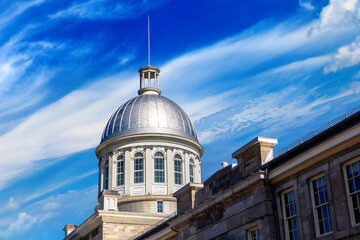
top-left (135, 110), bottom-right (360, 240)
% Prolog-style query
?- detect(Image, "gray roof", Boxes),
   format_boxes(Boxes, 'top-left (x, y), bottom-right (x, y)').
top-left (101, 95), bottom-right (198, 143)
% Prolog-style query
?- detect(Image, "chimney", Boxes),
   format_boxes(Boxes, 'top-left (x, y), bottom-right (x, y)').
top-left (232, 137), bottom-right (277, 179)
top-left (63, 224), bottom-right (76, 237)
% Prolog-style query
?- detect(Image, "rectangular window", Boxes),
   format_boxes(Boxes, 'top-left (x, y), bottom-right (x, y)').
top-left (134, 158), bottom-right (144, 183)
top-left (310, 175), bottom-right (332, 236)
top-left (117, 160), bottom-right (124, 186)
top-left (282, 189), bottom-right (299, 240)
top-left (247, 226), bottom-right (259, 240)
top-left (189, 163), bottom-right (194, 183)
top-left (157, 201), bottom-right (163, 213)
top-left (154, 155), bottom-right (165, 183)
top-left (104, 162), bottom-right (109, 190)
top-left (174, 159), bottom-right (182, 185)
top-left (344, 159), bottom-right (360, 226)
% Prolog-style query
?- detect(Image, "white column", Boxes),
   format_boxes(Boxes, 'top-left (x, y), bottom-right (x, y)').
top-left (198, 160), bottom-right (202, 183)
top-left (98, 159), bottom-right (103, 194)
top-left (148, 71), bottom-right (151, 87)
top-left (167, 149), bottom-right (174, 194)
top-left (184, 152), bottom-right (190, 184)
top-left (124, 149), bottom-right (131, 196)
top-left (108, 153), bottom-right (114, 189)
top-left (141, 73), bottom-right (144, 88)
top-left (145, 148), bottom-right (152, 194)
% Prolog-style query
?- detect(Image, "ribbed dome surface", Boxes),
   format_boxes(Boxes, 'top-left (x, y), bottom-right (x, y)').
top-left (101, 95), bottom-right (198, 143)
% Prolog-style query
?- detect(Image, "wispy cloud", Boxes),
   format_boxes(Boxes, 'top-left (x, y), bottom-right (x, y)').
top-left (197, 85), bottom-right (356, 144)
top-left (324, 36), bottom-right (360, 73)
top-left (0, 212), bottom-right (51, 237)
top-left (0, 186), bottom-right (97, 238)
top-left (0, 0), bottom-right (44, 30)
top-left (299, 0), bottom-right (315, 10)
top-left (50, 0), bottom-right (169, 20)
top-left (0, 0), bottom-right (359, 192)
top-left (6, 197), bottom-right (18, 210)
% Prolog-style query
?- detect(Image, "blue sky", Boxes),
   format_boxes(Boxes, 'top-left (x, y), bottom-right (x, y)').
top-left (0, 0), bottom-right (359, 239)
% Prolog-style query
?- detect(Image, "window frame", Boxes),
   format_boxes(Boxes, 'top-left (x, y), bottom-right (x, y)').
top-left (343, 157), bottom-right (360, 227)
top-left (281, 188), bottom-right (299, 240)
top-left (157, 200), bottom-right (163, 213)
top-left (174, 154), bottom-right (182, 185)
top-left (309, 173), bottom-right (333, 237)
top-left (134, 152), bottom-right (144, 184)
top-left (154, 152), bottom-right (165, 183)
top-left (189, 159), bottom-right (194, 183)
top-left (103, 160), bottom-right (109, 190)
top-left (117, 154), bottom-right (125, 186)
top-left (247, 226), bottom-right (259, 240)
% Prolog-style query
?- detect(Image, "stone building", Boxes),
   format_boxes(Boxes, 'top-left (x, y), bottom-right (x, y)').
top-left (134, 107), bottom-right (360, 240)
top-left (63, 62), bottom-right (360, 240)
top-left (63, 64), bottom-right (203, 240)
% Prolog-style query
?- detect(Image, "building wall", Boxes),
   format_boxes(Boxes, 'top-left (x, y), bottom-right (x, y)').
top-left (274, 142), bottom-right (360, 240)
top-left (102, 222), bottom-right (149, 240)
top-left (174, 182), bottom-right (276, 240)
top-left (118, 199), bottom-right (176, 214)
top-left (99, 144), bottom-right (201, 196)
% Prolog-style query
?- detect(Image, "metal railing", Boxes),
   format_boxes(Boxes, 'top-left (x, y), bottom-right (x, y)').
top-left (274, 105), bottom-right (360, 158)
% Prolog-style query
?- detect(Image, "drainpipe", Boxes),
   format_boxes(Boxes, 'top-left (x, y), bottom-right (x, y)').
top-left (265, 168), bottom-right (281, 240)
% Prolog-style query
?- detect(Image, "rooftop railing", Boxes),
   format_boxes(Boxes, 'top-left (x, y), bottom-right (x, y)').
top-left (274, 105), bottom-right (360, 158)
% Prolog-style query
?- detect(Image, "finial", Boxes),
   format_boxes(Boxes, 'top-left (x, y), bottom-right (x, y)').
top-left (148, 15), bottom-right (150, 66)
top-left (137, 16), bottom-right (160, 96)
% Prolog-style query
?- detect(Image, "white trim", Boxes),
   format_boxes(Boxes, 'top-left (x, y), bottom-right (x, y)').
top-left (309, 173), bottom-right (333, 237)
top-left (281, 188), bottom-right (298, 240)
top-left (343, 156), bottom-right (360, 227)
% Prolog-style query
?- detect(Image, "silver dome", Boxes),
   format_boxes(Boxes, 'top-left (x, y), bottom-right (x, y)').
top-left (100, 94), bottom-right (198, 143)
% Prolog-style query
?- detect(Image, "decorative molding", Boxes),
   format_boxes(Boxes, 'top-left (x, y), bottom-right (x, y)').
top-left (131, 186), bottom-right (145, 195)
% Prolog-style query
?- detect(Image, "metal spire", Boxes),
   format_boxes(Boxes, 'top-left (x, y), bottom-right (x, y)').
top-left (148, 15), bottom-right (150, 66)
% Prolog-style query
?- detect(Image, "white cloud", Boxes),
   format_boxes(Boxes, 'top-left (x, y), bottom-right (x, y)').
top-left (312, 0), bottom-right (360, 34)
top-left (0, 212), bottom-right (50, 237)
top-left (197, 87), bottom-right (356, 144)
top-left (0, 187), bottom-right (97, 237)
top-left (50, 0), bottom-right (168, 20)
top-left (6, 198), bottom-right (18, 210)
top-left (0, 0), bottom-right (359, 191)
top-left (0, 0), bottom-right (44, 30)
top-left (299, 0), bottom-right (315, 10)
top-left (324, 36), bottom-right (360, 73)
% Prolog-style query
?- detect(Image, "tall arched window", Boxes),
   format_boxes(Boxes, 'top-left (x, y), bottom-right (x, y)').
top-left (134, 152), bottom-right (144, 183)
top-left (154, 152), bottom-right (165, 183)
top-left (104, 160), bottom-right (109, 190)
top-left (189, 159), bottom-right (194, 183)
top-left (117, 155), bottom-right (124, 186)
top-left (174, 154), bottom-right (182, 185)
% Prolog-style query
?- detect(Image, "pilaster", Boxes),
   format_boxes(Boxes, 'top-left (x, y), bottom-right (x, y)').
top-left (146, 147), bottom-right (152, 194)
top-left (125, 149), bottom-right (131, 196)
top-left (108, 153), bottom-right (114, 189)
top-left (185, 152), bottom-right (190, 184)
top-left (167, 148), bottom-right (174, 194)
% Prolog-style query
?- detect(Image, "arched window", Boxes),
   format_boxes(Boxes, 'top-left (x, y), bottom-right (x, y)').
top-left (154, 152), bottom-right (165, 183)
top-left (134, 152), bottom-right (144, 183)
top-left (189, 159), bottom-right (194, 183)
top-left (117, 155), bottom-right (124, 186)
top-left (104, 160), bottom-right (109, 190)
top-left (174, 154), bottom-right (182, 185)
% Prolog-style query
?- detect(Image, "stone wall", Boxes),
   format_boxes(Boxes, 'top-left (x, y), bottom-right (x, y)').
top-left (274, 142), bottom-right (360, 240)
top-left (117, 199), bottom-right (176, 214)
top-left (173, 180), bottom-right (277, 240)
top-left (102, 222), bottom-right (149, 240)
